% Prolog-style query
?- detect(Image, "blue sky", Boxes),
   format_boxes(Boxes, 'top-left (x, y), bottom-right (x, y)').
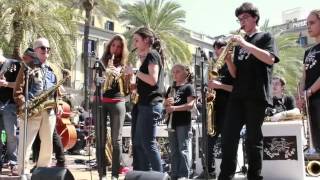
top-left (121, 0), bottom-right (320, 36)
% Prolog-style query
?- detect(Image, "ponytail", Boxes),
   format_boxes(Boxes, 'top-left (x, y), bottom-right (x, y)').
top-left (134, 26), bottom-right (165, 66)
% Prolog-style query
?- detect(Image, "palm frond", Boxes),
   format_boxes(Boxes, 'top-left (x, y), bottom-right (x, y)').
top-left (120, 0), bottom-right (191, 70)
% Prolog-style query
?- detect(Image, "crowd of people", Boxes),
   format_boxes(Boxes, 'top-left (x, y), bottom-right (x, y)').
top-left (0, 2), bottom-right (319, 180)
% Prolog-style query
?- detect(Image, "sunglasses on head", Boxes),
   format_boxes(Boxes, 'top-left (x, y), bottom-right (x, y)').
top-left (39, 46), bottom-right (51, 52)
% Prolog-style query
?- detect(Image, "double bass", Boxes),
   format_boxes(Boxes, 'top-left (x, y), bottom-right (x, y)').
top-left (56, 101), bottom-right (77, 150)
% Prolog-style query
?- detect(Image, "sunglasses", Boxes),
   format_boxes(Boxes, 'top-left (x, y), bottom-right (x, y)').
top-left (39, 46), bottom-right (51, 52)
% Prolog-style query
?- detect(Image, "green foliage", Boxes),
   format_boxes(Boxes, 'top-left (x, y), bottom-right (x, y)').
top-left (119, 0), bottom-right (192, 69)
top-left (0, 0), bottom-right (78, 68)
top-left (274, 32), bottom-right (304, 95)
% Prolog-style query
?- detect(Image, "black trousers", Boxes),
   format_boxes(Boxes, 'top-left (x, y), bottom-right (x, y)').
top-left (32, 128), bottom-right (65, 164)
top-left (309, 96), bottom-right (320, 151)
top-left (218, 98), bottom-right (266, 180)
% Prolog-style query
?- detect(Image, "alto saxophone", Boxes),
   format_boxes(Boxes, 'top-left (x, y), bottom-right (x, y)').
top-left (103, 54), bottom-right (129, 96)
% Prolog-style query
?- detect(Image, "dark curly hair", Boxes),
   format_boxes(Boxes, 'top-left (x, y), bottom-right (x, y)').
top-left (235, 2), bottom-right (260, 25)
top-left (213, 38), bottom-right (227, 49)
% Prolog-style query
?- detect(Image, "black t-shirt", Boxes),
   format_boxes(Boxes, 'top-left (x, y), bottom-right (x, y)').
top-left (215, 63), bottom-right (233, 111)
top-left (231, 32), bottom-right (280, 105)
top-left (165, 83), bottom-right (196, 128)
top-left (137, 50), bottom-right (163, 105)
top-left (304, 43), bottom-right (320, 99)
top-left (271, 95), bottom-right (296, 114)
top-left (0, 59), bottom-right (20, 104)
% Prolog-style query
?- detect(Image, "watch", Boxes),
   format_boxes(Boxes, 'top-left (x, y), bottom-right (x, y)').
top-left (307, 88), bottom-right (313, 96)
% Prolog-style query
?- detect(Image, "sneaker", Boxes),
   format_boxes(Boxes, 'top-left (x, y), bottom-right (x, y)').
top-left (119, 166), bottom-right (130, 175)
top-left (111, 176), bottom-right (119, 180)
top-left (10, 165), bottom-right (19, 176)
top-left (195, 171), bottom-right (216, 179)
top-left (56, 161), bottom-right (65, 167)
top-left (30, 166), bottom-right (36, 173)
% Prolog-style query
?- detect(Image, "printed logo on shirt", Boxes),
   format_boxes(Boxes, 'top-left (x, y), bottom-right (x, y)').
top-left (237, 47), bottom-right (250, 61)
top-left (305, 49), bottom-right (319, 70)
top-left (174, 88), bottom-right (182, 104)
top-left (8, 64), bottom-right (17, 73)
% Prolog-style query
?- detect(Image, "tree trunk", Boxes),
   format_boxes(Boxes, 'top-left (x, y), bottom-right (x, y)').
top-left (82, 0), bottom-right (94, 111)
top-left (10, 12), bottom-right (23, 60)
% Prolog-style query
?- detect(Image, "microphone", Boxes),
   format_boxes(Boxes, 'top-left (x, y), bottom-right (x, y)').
top-left (200, 50), bottom-right (208, 61)
top-left (93, 59), bottom-right (106, 71)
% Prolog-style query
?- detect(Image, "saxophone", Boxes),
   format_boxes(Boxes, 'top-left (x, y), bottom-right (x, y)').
top-left (105, 130), bottom-right (113, 166)
top-left (207, 28), bottom-right (244, 136)
top-left (103, 54), bottom-right (130, 96)
top-left (18, 75), bottom-right (70, 119)
top-left (207, 60), bottom-right (216, 137)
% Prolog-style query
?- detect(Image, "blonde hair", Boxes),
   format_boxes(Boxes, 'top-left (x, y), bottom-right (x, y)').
top-left (101, 34), bottom-right (129, 66)
top-left (310, 9), bottom-right (320, 20)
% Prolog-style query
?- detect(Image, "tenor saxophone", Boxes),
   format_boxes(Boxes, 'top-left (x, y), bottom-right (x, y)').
top-left (18, 75), bottom-right (70, 119)
top-left (207, 28), bottom-right (244, 137)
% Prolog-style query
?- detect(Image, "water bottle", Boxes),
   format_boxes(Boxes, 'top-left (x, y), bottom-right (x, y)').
top-left (1, 130), bottom-right (6, 144)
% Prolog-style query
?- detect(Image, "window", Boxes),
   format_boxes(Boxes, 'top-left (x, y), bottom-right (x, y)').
top-left (105, 21), bottom-right (114, 31)
top-left (87, 40), bottom-right (96, 54)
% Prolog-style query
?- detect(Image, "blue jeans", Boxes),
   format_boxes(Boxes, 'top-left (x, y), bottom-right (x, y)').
top-left (169, 124), bottom-right (192, 179)
top-left (132, 102), bottom-right (163, 172)
top-left (0, 103), bottom-right (18, 164)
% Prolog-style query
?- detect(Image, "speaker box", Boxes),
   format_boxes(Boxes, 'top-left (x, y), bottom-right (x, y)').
top-left (124, 170), bottom-right (170, 180)
top-left (31, 167), bottom-right (75, 180)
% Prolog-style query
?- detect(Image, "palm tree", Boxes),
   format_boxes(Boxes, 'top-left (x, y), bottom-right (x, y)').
top-left (119, 0), bottom-right (192, 68)
top-left (65, 0), bottom-right (120, 110)
top-left (274, 32), bottom-right (305, 95)
top-left (0, 0), bottom-right (77, 67)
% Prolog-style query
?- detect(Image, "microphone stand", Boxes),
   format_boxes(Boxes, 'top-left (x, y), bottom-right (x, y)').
top-left (199, 48), bottom-right (209, 179)
top-left (93, 60), bottom-right (107, 180)
top-left (21, 64), bottom-right (31, 180)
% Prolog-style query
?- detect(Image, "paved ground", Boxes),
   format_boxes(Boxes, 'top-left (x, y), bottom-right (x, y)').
top-left (0, 154), bottom-right (319, 180)
top-left (0, 154), bottom-right (126, 180)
